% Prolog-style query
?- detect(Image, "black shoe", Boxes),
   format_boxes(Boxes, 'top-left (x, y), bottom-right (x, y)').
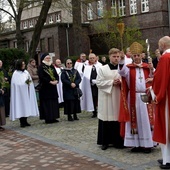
top-left (131, 147), bottom-right (143, 153)
top-left (91, 114), bottom-right (97, 118)
top-left (25, 122), bottom-right (31, 126)
top-left (20, 124), bottom-right (26, 128)
top-left (53, 120), bottom-right (59, 123)
top-left (101, 145), bottom-right (108, 150)
top-left (74, 116), bottom-right (79, 120)
top-left (45, 120), bottom-right (53, 124)
top-left (68, 116), bottom-right (74, 121)
top-left (143, 148), bottom-right (151, 154)
top-left (160, 163), bottom-right (170, 169)
top-left (158, 159), bottom-right (163, 164)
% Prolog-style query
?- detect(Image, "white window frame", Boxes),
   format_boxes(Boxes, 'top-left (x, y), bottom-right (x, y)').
top-left (97, 0), bottom-right (104, 18)
top-left (27, 0), bottom-right (33, 8)
top-left (29, 20), bottom-right (34, 28)
top-left (49, 15), bottom-right (54, 24)
top-left (34, 2), bottom-right (39, 6)
top-left (56, 13), bottom-right (61, 22)
top-left (87, 3), bottom-right (93, 20)
top-left (111, 0), bottom-right (117, 17)
top-left (141, 0), bottom-right (149, 13)
top-left (13, 41), bottom-right (17, 48)
top-left (118, 0), bottom-right (126, 16)
top-left (25, 41), bottom-right (29, 52)
top-left (23, 21), bottom-right (28, 29)
top-left (130, 0), bottom-right (137, 15)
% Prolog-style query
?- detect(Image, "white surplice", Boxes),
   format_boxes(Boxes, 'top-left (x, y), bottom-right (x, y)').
top-left (118, 64), bottom-right (155, 148)
top-left (160, 94), bottom-right (170, 164)
top-left (55, 67), bottom-right (64, 104)
top-left (96, 65), bottom-right (121, 121)
top-left (80, 62), bottom-right (102, 112)
top-left (10, 70), bottom-right (39, 121)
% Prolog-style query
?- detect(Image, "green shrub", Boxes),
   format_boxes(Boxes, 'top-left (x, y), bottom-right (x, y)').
top-left (0, 48), bottom-right (29, 70)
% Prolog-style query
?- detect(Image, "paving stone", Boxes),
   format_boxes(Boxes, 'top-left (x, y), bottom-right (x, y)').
top-left (1, 111), bottom-right (162, 170)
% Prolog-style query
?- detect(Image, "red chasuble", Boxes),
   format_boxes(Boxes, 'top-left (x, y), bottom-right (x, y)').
top-left (152, 53), bottom-right (170, 144)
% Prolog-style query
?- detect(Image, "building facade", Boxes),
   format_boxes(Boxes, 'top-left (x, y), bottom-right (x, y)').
top-left (0, 0), bottom-right (170, 61)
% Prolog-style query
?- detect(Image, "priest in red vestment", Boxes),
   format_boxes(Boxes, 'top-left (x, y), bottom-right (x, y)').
top-left (151, 36), bottom-right (170, 169)
top-left (118, 42), bottom-right (155, 153)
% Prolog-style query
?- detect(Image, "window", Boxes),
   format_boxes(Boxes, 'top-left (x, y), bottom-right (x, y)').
top-left (141, 0), bottom-right (149, 13)
top-left (25, 41), bottom-right (29, 52)
top-left (56, 13), bottom-right (61, 22)
top-left (111, 0), bottom-right (117, 17)
top-left (118, 0), bottom-right (126, 16)
top-left (48, 37), bottom-right (54, 53)
top-left (49, 15), bottom-right (54, 24)
top-left (97, 0), bottom-right (104, 18)
top-left (34, 2), bottom-right (39, 6)
top-left (13, 41), bottom-right (17, 48)
top-left (29, 20), bottom-right (34, 28)
top-left (27, 0), bottom-right (33, 8)
top-left (40, 38), bottom-right (45, 52)
top-left (130, 0), bottom-right (137, 15)
top-left (87, 3), bottom-right (93, 20)
top-left (111, 0), bottom-right (126, 17)
top-left (23, 21), bottom-right (28, 29)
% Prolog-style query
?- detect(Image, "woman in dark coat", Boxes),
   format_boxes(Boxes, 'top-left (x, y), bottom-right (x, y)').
top-left (61, 59), bottom-right (81, 121)
top-left (38, 53), bottom-right (60, 124)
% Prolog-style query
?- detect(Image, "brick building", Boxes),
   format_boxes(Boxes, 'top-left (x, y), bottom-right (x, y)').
top-left (0, 0), bottom-right (170, 61)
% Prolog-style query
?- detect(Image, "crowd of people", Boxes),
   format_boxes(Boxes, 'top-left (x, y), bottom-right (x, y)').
top-left (0, 36), bottom-right (170, 169)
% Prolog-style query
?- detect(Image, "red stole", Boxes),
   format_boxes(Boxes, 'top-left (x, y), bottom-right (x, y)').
top-left (76, 59), bottom-right (82, 62)
top-left (119, 63), bottom-right (154, 136)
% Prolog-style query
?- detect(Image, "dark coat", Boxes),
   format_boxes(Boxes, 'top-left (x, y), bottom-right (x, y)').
top-left (152, 57), bottom-right (159, 69)
top-left (0, 90), bottom-right (5, 107)
top-left (38, 63), bottom-right (59, 99)
top-left (61, 68), bottom-right (81, 100)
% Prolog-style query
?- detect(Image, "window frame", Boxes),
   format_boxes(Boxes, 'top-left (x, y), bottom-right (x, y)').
top-left (87, 3), bottom-right (93, 20)
top-left (118, 0), bottom-right (126, 16)
top-left (141, 0), bottom-right (149, 13)
top-left (97, 0), bottom-right (104, 18)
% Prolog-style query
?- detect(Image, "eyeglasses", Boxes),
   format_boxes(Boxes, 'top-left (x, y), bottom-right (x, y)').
top-left (67, 62), bottom-right (72, 65)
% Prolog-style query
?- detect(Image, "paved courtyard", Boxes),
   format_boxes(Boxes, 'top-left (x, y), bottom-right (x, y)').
top-left (1, 111), bottom-right (162, 170)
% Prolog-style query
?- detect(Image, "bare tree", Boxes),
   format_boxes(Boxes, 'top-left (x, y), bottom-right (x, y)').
top-left (0, 0), bottom-right (52, 57)
top-left (72, 0), bottom-right (82, 56)
top-left (0, 0), bottom-right (92, 57)
top-left (28, 0), bottom-right (52, 58)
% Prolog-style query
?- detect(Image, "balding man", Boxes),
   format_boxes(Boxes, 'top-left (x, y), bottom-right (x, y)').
top-left (151, 36), bottom-right (170, 169)
top-left (81, 53), bottom-right (102, 118)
